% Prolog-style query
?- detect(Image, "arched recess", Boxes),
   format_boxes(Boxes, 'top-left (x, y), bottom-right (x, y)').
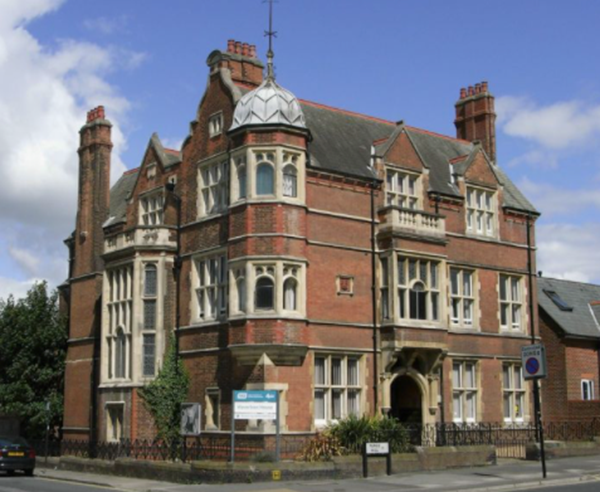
top-left (389, 369), bottom-right (429, 425)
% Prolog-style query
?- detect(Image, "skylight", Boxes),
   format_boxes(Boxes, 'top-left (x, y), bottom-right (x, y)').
top-left (543, 289), bottom-right (573, 312)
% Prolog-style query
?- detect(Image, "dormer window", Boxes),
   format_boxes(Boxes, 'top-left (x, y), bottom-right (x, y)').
top-left (386, 169), bottom-right (419, 209)
top-left (208, 112), bottom-right (223, 137)
top-left (140, 193), bottom-right (164, 226)
top-left (466, 186), bottom-right (496, 237)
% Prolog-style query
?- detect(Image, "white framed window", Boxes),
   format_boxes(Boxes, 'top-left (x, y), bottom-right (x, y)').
top-left (452, 361), bottom-right (477, 423)
top-left (397, 256), bottom-right (440, 321)
top-left (106, 403), bottom-right (124, 442)
top-left (208, 112), bottom-right (223, 137)
top-left (386, 169), bottom-right (420, 209)
top-left (256, 157), bottom-right (275, 196)
top-left (199, 160), bottom-right (228, 216)
top-left (503, 363), bottom-right (525, 423)
top-left (582, 379), bottom-right (595, 401)
top-left (140, 193), bottom-right (164, 226)
top-left (314, 355), bottom-right (362, 425)
top-left (106, 265), bottom-right (133, 380)
top-left (194, 254), bottom-right (227, 321)
top-left (500, 274), bottom-right (523, 331)
top-left (450, 268), bottom-right (475, 327)
top-left (466, 186), bottom-right (495, 237)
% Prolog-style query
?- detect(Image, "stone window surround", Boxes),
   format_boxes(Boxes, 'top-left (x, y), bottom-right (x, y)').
top-left (384, 165), bottom-right (422, 210)
top-left (197, 156), bottom-right (228, 218)
top-left (208, 111), bottom-right (224, 138)
top-left (449, 267), bottom-right (478, 329)
top-left (230, 144), bottom-right (306, 204)
top-left (105, 401), bottom-right (125, 442)
top-left (191, 250), bottom-right (228, 324)
top-left (101, 256), bottom-right (167, 388)
top-left (465, 184), bottom-right (498, 239)
top-left (451, 359), bottom-right (479, 423)
top-left (204, 388), bottom-right (221, 430)
top-left (502, 362), bottom-right (527, 423)
top-left (498, 273), bottom-right (526, 333)
top-left (313, 353), bottom-right (365, 429)
top-left (380, 252), bottom-right (445, 329)
top-left (139, 188), bottom-right (165, 226)
top-left (228, 257), bottom-right (307, 319)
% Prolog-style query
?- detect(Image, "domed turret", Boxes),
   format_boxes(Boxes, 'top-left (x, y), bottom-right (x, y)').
top-left (229, 77), bottom-right (306, 131)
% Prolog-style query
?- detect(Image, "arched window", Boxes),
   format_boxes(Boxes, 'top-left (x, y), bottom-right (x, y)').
top-left (115, 327), bottom-right (126, 378)
top-left (256, 163), bottom-right (274, 196)
top-left (238, 165), bottom-right (247, 199)
top-left (283, 277), bottom-right (297, 310)
top-left (283, 165), bottom-right (297, 198)
top-left (255, 276), bottom-right (274, 310)
top-left (409, 281), bottom-right (427, 320)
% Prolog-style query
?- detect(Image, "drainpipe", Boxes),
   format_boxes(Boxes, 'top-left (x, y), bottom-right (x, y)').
top-left (370, 177), bottom-right (379, 413)
top-left (527, 213), bottom-right (546, 478)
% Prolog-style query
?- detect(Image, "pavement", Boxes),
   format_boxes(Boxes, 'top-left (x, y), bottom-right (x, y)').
top-left (33, 456), bottom-right (600, 492)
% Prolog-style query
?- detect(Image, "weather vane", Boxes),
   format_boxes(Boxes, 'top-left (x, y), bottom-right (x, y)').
top-left (264, 0), bottom-right (278, 79)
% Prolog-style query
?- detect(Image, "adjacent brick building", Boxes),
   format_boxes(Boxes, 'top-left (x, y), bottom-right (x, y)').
top-left (62, 40), bottom-right (541, 443)
top-left (537, 277), bottom-right (600, 420)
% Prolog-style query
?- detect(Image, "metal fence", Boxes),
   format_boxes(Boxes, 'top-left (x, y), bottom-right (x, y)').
top-left (32, 419), bottom-right (600, 462)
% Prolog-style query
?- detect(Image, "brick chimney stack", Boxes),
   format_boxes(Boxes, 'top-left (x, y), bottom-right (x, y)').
top-left (74, 105), bottom-right (112, 277)
top-left (207, 39), bottom-right (263, 87)
top-left (454, 81), bottom-right (497, 163)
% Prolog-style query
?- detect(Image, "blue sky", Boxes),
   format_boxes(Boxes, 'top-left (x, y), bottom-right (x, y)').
top-left (1, 0), bottom-right (600, 299)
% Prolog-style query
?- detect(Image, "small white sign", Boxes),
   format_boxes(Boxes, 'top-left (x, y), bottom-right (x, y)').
top-left (521, 344), bottom-right (548, 380)
top-left (234, 401), bottom-right (277, 420)
top-left (366, 442), bottom-right (389, 455)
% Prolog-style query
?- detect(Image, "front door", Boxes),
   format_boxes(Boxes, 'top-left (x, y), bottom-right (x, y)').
top-left (390, 375), bottom-right (422, 424)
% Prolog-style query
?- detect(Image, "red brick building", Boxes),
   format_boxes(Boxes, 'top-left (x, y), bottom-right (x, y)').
top-left (537, 277), bottom-right (600, 420)
top-left (62, 40), bottom-right (540, 443)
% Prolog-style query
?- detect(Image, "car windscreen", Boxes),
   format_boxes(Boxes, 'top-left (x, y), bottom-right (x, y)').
top-left (0, 436), bottom-right (29, 447)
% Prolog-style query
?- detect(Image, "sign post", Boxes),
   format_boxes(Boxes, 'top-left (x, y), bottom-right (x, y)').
top-left (363, 442), bottom-right (391, 478)
top-left (521, 343), bottom-right (547, 478)
top-left (230, 390), bottom-right (279, 463)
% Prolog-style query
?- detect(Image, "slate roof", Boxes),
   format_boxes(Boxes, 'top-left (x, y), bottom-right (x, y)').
top-left (104, 169), bottom-right (138, 227)
top-left (538, 277), bottom-right (600, 340)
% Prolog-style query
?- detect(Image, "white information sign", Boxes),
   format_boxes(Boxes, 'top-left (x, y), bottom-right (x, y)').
top-left (366, 442), bottom-right (390, 455)
top-left (521, 344), bottom-right (548, 380)
top-left (233, 390), bottom-right (278, 420)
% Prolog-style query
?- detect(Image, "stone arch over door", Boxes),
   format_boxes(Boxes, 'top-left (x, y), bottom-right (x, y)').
top-left (389, 369), bottom-right (429, 424)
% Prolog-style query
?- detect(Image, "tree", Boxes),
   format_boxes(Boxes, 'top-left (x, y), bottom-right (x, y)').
top-left (138, 334), bottom-right (189, 444)
top-left (0, 282), bottom-right (67, 439)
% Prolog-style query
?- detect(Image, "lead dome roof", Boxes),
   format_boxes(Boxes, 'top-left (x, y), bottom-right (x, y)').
top-left (229, 76), bottom-right (306, 131)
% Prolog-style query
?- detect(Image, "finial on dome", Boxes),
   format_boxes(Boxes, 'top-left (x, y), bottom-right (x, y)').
top-left (264, 0), bottom-right (277, 80)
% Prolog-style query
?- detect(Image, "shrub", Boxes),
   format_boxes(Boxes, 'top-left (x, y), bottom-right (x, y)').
top-left (298, 432), bottom-right (344, 462)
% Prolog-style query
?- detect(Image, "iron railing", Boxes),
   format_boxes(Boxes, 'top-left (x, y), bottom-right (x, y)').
top-left (32, 419), bottom-right (600, 462)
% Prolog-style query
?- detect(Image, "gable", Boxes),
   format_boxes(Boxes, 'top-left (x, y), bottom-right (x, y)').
top-left (463, 150), bottom-right (499, 188)
top-left (384, 130), bottom-right (426, 172)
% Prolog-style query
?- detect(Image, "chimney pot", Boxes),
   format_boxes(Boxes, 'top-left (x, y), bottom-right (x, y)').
top-left (227, 39), bottom-right (235, 53)
top-left (242, 42), bottom-right (249, 57)
top-left (235, 41), bottom-right (242, 55)
top-left (249, 45), bottom-right (256, 58)
top-left (482, 81), bottom-right (489, 92)
top-left (460, 88), bottom-right (467, 99)
top-left (475, 83), bottom-right (481, 94)
top-left (97, 106), bottom-right (105, 120)
top-left (468, 86), bottom-right (474, 96)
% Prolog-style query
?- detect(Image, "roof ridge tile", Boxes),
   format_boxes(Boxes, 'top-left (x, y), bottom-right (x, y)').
top-left (299, 99), bottom-right (395, 126)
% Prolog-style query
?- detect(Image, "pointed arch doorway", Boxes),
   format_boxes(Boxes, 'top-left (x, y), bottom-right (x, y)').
top-left (390, 374), bottom-right (423, 424)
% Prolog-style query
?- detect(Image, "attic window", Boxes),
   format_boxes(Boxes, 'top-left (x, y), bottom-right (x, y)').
top-left (208, 112), bottom-right (223, 137)
top-left (543, 289), bottom-right (573, 312)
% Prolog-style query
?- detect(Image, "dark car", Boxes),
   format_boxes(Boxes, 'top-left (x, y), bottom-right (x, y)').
top-left (0, 436), bottom-right (35, 476)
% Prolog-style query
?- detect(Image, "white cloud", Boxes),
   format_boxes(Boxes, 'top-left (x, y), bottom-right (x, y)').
top-left (83, 15), bottom-right (129, 35)
top-left (0, 0), bottom-right (145, 298)
top-left (537, 223), bottom-right (600, 284)
top-left (496, 95), bottom-right (600, 150)
top-left (517, 178), bottom-right (600, 217)
top-left (0, 276), bottom-right (40, 303)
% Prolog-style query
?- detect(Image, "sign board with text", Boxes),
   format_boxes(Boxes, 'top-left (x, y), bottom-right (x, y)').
top-left (233, 390), bottom-right (278, 420)
top-left (366, 442), bottom-right (390, 455)
top-left (521, 344), bottom-right (547, 380)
